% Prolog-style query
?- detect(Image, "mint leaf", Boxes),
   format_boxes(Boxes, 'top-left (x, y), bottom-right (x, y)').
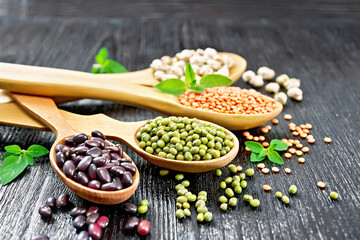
top-left (267, 150), bottom-right (284, 165)
top-left (95, 47), bottom-right (108, 64)
top-left (185, 63), bottom-right (196, 88)
top-left (1, 151), bottom-right (17, 161)
top-left (258, 148), bottom-right (268, 159)
top-left (267, 144), bottom-right (276, 152)
top-left (199, 74), bottom-right (232, 89)
top-left (245, 141), bottom-right (264, 153)
top-left (23, 151), bottom-right (34, 166)
top-left (102, 59), bottom-right (128, 73)
top-left (0, 154), bottom-right (29, 185)
top-left (154, 78), bottom-right (187, 95)
top-left (250, 152), bottom-right (266, 162)
top-left (27, 145), bottom-right (49, 158)
top-left (270, 139), bottom-right (289, 151)
top-left (91, 63), bottom-right (103, 73)
top-left (189, 85), bottom-right (204, 93)
top-left (4, 145), bottom-right (22, 154)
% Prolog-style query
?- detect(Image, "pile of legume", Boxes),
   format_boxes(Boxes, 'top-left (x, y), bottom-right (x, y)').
top-left (123, 202), bottom-right (151, 236)
top-left (137, 116), bottom-right (234, 160)
top-left (178, 87), bottom-right (277, 114)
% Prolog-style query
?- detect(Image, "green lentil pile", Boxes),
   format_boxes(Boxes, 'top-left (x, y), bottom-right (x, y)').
top-left (137, 116), bottom-right (234, 160)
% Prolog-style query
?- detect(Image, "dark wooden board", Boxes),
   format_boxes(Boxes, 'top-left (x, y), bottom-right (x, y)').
top-left (0, 17), bottom-right (360, 240)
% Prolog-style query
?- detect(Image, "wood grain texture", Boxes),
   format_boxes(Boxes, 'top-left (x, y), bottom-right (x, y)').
top-left (0, 17), bottom-right (359, 240)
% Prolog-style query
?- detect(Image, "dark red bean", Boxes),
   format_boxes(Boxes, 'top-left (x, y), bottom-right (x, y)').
top-left (76, 231), bottom-right (89, 240)
top-left (113, 177), bottom-right (124, 190)
top-left (55, 144), bottom-right (64, 153)
top-left (116, 144), bottom-right (123, 157)
top-left (88, 180), bottom-right (101, 190)
top-left (77, 156), bottom-right (92, 171)
top-left (73, 215), bottom-right (86, 229)
top-left (56, 193), bottom-right (69, 207)
top-left (110, 152), bottom-right (121, 160)
top-left (70, 206), bottom-right (87, 217)
top-left (38, 205), bottom-right (52, 217)
top-left (124, 216), bottom-right (139, 232)
top-left (102, 153), bottom-right (111, 160)
top-left (85, 140), bottom-right (101, 148)
top-left (88, 223), bottom-right (102, 240)
top-left (123, 203), bottom-right (137, 214)
top-left (45, 196), bottom-right (56, 208)
top-left (72, 154), bottom-right (84, 164)
top-left (56, 152), bottom-right (65, 168)
top-left (110, 160), bottom-right (120, 165)
top-left (96, 216), bottom-right (109, 229)
top-left (86, 212), bottom-right (100, 224)
top-left (74, 146), bottom-right (89, 155)
top-left (76, 172), bottom-right (89, 186)
top-left (96, 168), bottom-right (111, 183)
top-left (65, 137), bottom-right (75, 146)
top-left (30, 235), bottom-right (49, 240)
top-left (120, 162), bottom-right (136, 175)
top-left (62, 146), bottom-right (72, 158)
top-left (63, 160), bottom-right (76, 179)
top-left (86, 147), bottom-right (102, 158)
top-left (73, 133), bottom-right (88, 144)
top-left (100, 182), bottom-right (116, 191)
top-left (137, 220), bottom-right (150, 236)
top-left (86, 206), bottom-right (99, 216)
top-left (119, 158), bottom-right (132, 163)
top-left (91, 137), bottom-right (106, 148)
top-left (87, 164), bottom-right (97, 180)
top-left (110, 166), bottom-right (125, 177)
top-left (93, 157), bottom-right (107, 167)
top-left (104, 163), bottom-right (117, 170)
top-left (91, 130), bottom-right (105, 140)
top-left (122, 171), bottom-right (133, 187)
top-left (106, 146), bottom-right (119, 152)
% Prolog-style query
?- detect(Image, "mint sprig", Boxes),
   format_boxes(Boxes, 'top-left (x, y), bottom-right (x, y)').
top-left (0, 144), bottom-right (49, 185)
top-left (154, 63), bottom-right (232, 95)
top-left (245, 139), bottom-right (288, 165)
top-left (91, 47), bottom-right (128, 74)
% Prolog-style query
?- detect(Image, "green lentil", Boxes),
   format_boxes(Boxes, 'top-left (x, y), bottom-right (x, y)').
top-left (225, 188), bottom-right (234, 197)
top-left (282, 196), bottom-right (290, 204)
top-left (184, 192), bottom-right (192, 197)
top-left (197, 196), bottom-right (207, 202)
top-left (219, 196), bottom-right (228, 203)
top-left (240, 180), bottom-right (247, 188)
top-left (175, 174), bottom-right (184, 181)
top-left (197, 205), bottom-right (208, 213)
top-left (229, 165), bottom-right (237, 173)
top-left (204, 212), bottom-right (213, 222)
top-left (231, 181), bottom-right (240, 188)
top-left (245, 168), bottom-right (255, 177)
top-left (177, 196), bottom-right (188, 203)
top-left (234, 186), bottom-right (242, 194)
top-left (138, 205), bottom-right (148, 214)
top-left (239, 173), bottom-right (246, 180)
top-left (220, 182), bottom-right (227, 189)
top-left (140, 199), bottom-right (149, 206)
top-left (289, 185), bottom-right (297, 195)
top-left (330, 192), bottom-right (339, 200)
top-left (177, 188), bottom-right (188, 196)
top-left (176, 202), bottom-right (182, 209)
top-left (198, 191), bottom-right (207, 197)
top-left (233, 175), bottom-right (240, 182)
top-left (187, 194), bottom-right (197, 202)
top-left (216, 169), bottom-right (222, 177)
top-left (275, 192), bottom-right (283, 198)
top-left (183, 202), bottom-right (190, 209)
top-left (176, 209), bottom-right (184, 219)
top-left (225, 177), bottom-right (233, 184)
top-left (145, 146), bottom-right (154, 154)
top-left (159, 169), bottom-right (169, 176)
top-left (195, 200), bottom-right (205, 208)
top-left (220, 203), bottom-right (228, 211)
top-left (229, 197), bottom-right (238, 207)
top-left (250, 199), bottom-right (260, 207)
top-left (243, 194), bottom-right (253, 202)
top-left (175, 184), bottom-right (185, 191)
top-left (197, 213), bottom-right (204, 222)
top-left (184, 209), bottom-right (191, 217)
top-left (181, 180), bottom-right (190, 187)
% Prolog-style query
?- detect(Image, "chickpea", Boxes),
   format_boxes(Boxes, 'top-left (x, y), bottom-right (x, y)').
top-left (257, 66), bottom-right (275, 80)
top-left (265, 82), bottom-right (280, 93)
top-left (242, 70), bottom-right (256, 83)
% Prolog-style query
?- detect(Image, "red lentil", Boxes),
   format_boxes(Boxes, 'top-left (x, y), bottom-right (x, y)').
top-left (272, 119), bottom-right (279, 125)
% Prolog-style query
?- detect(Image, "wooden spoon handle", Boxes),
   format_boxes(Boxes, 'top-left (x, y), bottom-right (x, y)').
top-left (11, 93), bottom-right (75, 137)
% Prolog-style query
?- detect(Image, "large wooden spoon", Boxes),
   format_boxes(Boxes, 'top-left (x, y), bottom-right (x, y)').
top-left (10, 93), bottom-right (140, 205)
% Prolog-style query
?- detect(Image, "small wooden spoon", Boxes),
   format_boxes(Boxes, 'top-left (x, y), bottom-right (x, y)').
top-left (11, 93), bottom-right (140, 205)
top-left (11, 93), bottom-right (239, 173)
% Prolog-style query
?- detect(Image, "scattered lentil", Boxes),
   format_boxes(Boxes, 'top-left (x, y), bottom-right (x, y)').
top-left (159, 169), bottom-right (169, 176)
top-left (272, 167), bottom-right (279, 173)
top-left (272, 119), bottom-right (279, 125)
top-left (240, 180), bottom-right (247, 188)
top-left (288, 148), bottom-right (296, 154)
top-left (219, 196), bottom-right (228, 203)
top-left (245, 146), bottom-right (251, 152)
top-left (296, 150), bottom-right (303, 156)
top-left (285, 168), bottom-right (292, 174)
top-left (250, 199), bottom-right (260, 207)
top-left (259, 136), bottom-right (265, 141)
top-left (282, 196), bottom-right (290, 204)
top-left (197, 213), bottom-right (204, 222)
top-left (245, 168), bottom-right (255, 176)
top-left (229, 197), bottom-right (238, 207)
top-left (263, 185), bottom-right (271, 191)
top-left (243, 195), bottom-right (253, 202)
top-left (184, 209), bottom-right (191, 217)
top-left (204, 212), bottom-right (213, 222)
top-left (175, 174), bottom-right (184, 181)
top-left (317, 181), bottom-right (326, 189)
top-left (220, 203), bottom-right (228, 211)
top-left (262, 142), bottom-right (269, 147)
top-left (298, 158), bottom-right (305, 164)
top-left (330, 191), bottom-right (339, 200)
top-left (324, 137), bottom-right (332, 143)
top-left (275, 192), bottom-right (283, 198)
top-left (257, 163), bottom-right (265, 169)
top-left (284, 153), bottom-right (292, 159)
top-left (284, 114), bottom-right (292, 120)
top-left (236, 166), bottom-right (243, 172)
top-left (261, 168), bottom-right (270, 174)
top-left (215, 169), bottom-right (222, 176)
top-left (289, 185), bottom-right (297, 194)
top-left (243, 131), bottom-right (250, 137)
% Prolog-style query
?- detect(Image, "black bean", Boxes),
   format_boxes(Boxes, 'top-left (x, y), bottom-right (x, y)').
top-left (73, 215), bottom-right (86, 229)
top-left (70, 206), bottom-right (87, 218)
top-left (73, 133), bottom-right (88, 145)
top-left (124, 216), bottom-right (139, 232)
top-left (110, 166), bottom-right (125, 177)
top-left (55, 144), bottom-right (64, 153)
top-left (76, 172), bottom-right (89, 186)
top-left (91, 130), bottom-right (105, 140)
top-left (86, 206), bottom-right (99, 216)
top-left (86, 212), bottom-right (100, 224)
top-left (30, 235), bottom-right (49, 240)
top-left (96, 168), bottom-right (111, 183)
top-left (65, 137), bottom-right (74, 146)
top-left (88, 180), bottom-right (101, 190)
top-left (93, 157), bottom-right (107, 167)
top-left (63, 160), bottom-right (76, 179)
top-left (122, 171), bottom-right (133, 187)
top-left (104, 163), bottom-right (117, 170)
top-left (120, 162), bottom-right (136, 175)
top-left (106, 146), bottom-right (119, 152)
top-left (56, 152), bottom-right (65, 168)
top-left (45, 196), bottom-right (56, 208)
top-left (123, 203), bottom-right (137, 214)
top-left (77, 231), bottom-right (89, 240)
top-left (56, 193), bottom-right (69, 207)
top-left (62, 146), bottom-right (72, 158)
top-left (113, 177), bottom-right (124, 190)
top-left (88, 223), bottom-right (102, 240)
top-left (74, 146), bottom-right (89, 155)
top-left (85, 140), bottom-right (101, 148)
top-left (116, 144), bottom-right (123, 157)
top-left (38, 205), bottom-right (52, 217)
top-left (96, 216), bottom-right (109, 229)
top-left (86, 147), bottom-right (102, 158)
top-left (100, 182), bottom-right (116, 191)
top-left (87, 164), bottom-right (97, 180)
top-left (77, 156), bottom-right (92, 171)
top-left (119, 158), bottom-right (132, 163)
top-left (110, 152), bottom-right (122, 160)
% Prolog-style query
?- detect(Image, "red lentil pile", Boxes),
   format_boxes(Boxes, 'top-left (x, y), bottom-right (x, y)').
top-left (178, 87), bottom-right (277, 114)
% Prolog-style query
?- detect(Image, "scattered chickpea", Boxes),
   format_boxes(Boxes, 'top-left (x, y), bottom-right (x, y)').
top-left (249, 75), bottom-right (265, 88)
top-left (284, 153), bottom-right (292, 158)
top-left (265, 82), bottom-right (280, 93)
top-left (272, 167), bottom-right (280, 173)
top-left (276, 74), bottom-right (289, 86)
top-left (262, 142), bottom-right (269, 147)
top-left (274, 92), bottom-right (288, 105)
top-left (324, 137), bottom-right (332, 143)
top-left (261, 168), bottom-right (270, 174)
top-left (272, 119), bottom-right (279, 125)
top-left (284, 114), bottom-right (292, 120)
top-left (263, 185), bottom-right (272, 191)
top-left (301, 147), bottom-right (309, 153)
top-left (317, 181), bottom-right (326, 189)
top-left (285, 168), bottom-right (292, 174)
top-left (257, 66), bottom-right (275, 80)
top-left (242, 70), bottom-right (256, 83)
top-left (257, 163), bottom-right (265, 169)
top-left (298, 157), bottom-right (305, 164)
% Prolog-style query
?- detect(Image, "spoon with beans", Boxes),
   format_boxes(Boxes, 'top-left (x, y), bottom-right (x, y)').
top-left (11, 93), bottom-right (239, 174)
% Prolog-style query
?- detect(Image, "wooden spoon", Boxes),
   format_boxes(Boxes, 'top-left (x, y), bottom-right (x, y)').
top-left (0, 57), bottom-right (282, 130)
top-left (11, 93), bottom-right (140, 205)
top-left (11, 93), bottom-right (239, 173)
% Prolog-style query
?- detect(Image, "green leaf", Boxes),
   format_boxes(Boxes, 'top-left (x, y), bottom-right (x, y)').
top-left (270, 139), bottom-right (289, 151)
top-left (189, 85), bottom-right (204, 93)
top-left (199, 74), bottom-right (233, 89)
top-left (185, 63), bottom-right (196, 88)
top-left (102, 59), bottom-right (128, 73)
top-left (1, 151), bottom-right (17, 161)
top-left (258, 148), bottom-right (268, 159)
top-left (27, 145), bottom-right (49, 158)
top-left (0, 154), bottom-right (29, 185)
top-left (4, 145), bottom-right (22, 154)
top-left (267, 144), bottom-right (276, 152)
top-left (245, 141), bottom-right (264, 153)
top-left (95, 47), bottom-right (108, 64)
top-left (154, 78), bottom-right (187, 95)
top-left (250, 152), bottom-right (266, 162)
top-left (267, 150), bottom-right (284, 165)
top-left (91, 63), bottom-right (102, 73)
top-left (23, 151), bottom-right (34, 166)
